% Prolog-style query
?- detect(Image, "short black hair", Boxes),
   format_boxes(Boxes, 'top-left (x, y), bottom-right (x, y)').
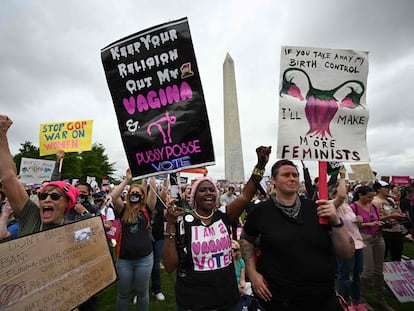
top-left (76, 181), bottom-right (92, 193)
top-left (271, 159), bottom-right (298, 178)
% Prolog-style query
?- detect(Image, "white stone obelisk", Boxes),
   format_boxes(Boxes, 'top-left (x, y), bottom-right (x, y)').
top-left (223, 53), bottom-right (245, 182)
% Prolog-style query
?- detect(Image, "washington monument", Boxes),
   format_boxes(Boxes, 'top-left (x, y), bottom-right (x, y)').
top-left (223, 53), bottom-right (245, 182)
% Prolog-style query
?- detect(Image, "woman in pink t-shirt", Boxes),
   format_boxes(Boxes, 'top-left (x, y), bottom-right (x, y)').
top-left (350, 185), bottom-right (394, 311)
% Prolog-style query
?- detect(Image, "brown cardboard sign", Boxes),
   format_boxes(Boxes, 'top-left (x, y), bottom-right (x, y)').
top-left (0, 216), bottom-right (116, 310)
top-left (350, 163), bottom-right (375, 183)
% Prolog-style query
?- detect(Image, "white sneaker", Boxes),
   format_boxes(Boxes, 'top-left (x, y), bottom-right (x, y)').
top-left (133, 296), bottom-right (137, 304)
top-left (153, 292), bottom-right (165, 301)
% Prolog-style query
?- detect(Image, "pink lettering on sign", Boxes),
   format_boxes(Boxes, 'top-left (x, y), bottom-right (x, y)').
top-left (135, 140), bottom-right (201, 165)
top-left (122, 81), bottom-right (192, 115)
top-left (43, 139), bottom-right (79, 151)
top-left (134, 139), bottom-right (203, 173)
top-left (190, 220), bottom-right (232, 271)
top-left (389, 279), bottom-right (414, 297)
top-left (147, 111), bottom-right (176, 145)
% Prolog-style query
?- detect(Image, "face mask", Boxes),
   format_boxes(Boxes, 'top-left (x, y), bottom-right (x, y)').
top-left (94, 199), bottom-right (104, 206)
top-left (77, 194), bottom-right (89, 204)
top-left (129, 193), bottom-right (142, 204)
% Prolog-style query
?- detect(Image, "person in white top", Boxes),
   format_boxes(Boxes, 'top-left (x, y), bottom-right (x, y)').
top-left (330, 168), bottom-right (368, 311)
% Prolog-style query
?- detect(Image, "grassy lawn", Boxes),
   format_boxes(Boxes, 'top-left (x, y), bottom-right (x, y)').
top-left (96, 267), bottom-right (177, 311)
top-left (96, 241), bottom-right (414, 310)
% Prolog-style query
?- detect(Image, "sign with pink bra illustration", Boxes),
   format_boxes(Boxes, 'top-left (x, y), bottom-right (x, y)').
top-left (101, 17), bottom-right (215, 178)
top-left (277, 46), bottom-right (370, 163)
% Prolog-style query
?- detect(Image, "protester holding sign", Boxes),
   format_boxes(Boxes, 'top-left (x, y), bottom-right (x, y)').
top-left (111, 169), bottom-right (157, 311)
top-left (163, 146), bottom-right (271, 311)
top-left (240, 159), bottom-right (354, 311)
top-left (330, 168), bottom-right (367, 311)
top-left (0, 114), bottom-right (80, 236)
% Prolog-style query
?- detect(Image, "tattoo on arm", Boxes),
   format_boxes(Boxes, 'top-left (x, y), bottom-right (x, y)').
top-left (240, 239), bottom-right (254, 261)
top-left (349, 236), bottom-right (355, 246)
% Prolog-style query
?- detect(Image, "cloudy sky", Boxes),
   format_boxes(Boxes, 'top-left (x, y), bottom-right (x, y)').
top-left (1, 0), bottom-right (414, 181)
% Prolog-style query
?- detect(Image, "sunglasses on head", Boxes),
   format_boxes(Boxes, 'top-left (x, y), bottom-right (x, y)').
top-left (38, 192), bottom-right (65, 201)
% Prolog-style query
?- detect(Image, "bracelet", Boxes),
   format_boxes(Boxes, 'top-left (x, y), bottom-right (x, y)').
top-left (164, 232), bottom-right (176, 239)
top-left (252, 167), bottom-right (265, 176)
top-left (330, 217), bottom-right (344, 228)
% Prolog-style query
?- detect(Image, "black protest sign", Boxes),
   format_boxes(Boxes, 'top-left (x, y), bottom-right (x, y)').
top-left (101, 17), bottom-right (215, 178)
top-left (327, 161), bottom-right (342, 175)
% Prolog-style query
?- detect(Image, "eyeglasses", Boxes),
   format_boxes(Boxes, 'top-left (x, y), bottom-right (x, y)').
top-left (38, 192), bottom-right (65, 201)
top-left (232, 248), bottom-right (240, 251)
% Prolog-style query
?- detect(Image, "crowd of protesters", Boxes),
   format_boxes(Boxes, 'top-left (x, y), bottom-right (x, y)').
top-left (2, 114), bottom-right (414, 311)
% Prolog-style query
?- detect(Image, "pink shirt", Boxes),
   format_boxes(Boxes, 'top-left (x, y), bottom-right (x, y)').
top-left (350, 202), bottom-right (380, 236)
top-left (337, 203), bottom-right (365, 249)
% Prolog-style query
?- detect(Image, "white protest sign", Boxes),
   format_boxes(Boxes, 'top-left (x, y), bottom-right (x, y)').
top-left (19, 157), bottom-right (55, 184)
top-left (383, 260), bottom-right (414, 302)
top-left (277, 46), bottom-right (370, 162)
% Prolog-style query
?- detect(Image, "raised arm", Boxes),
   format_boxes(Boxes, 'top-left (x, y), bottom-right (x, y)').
top-left (147, 177), bottom-right (157, 211)
top-left (227, 146), bottom-right (271, 223)
top-left (111, 168), bottom-right (132, 214)
top-left (301, 160), bottom-right (314, 199)
top-left (332, 167), bottom-right (347, 208)
top-left (50, 150), bottom-right (65, 181)
top-left (162, 203), bottom-right (183, 273)
top-left (0, 115), bottom-right (29, 215)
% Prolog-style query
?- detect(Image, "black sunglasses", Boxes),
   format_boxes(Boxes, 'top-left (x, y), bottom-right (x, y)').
top-left (38, 192), bottom-right (65, 201)
top-left (232, 248), bottom-right (240, 251)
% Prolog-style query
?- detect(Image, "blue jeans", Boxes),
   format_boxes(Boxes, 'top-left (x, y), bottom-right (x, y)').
top-left (116, 253), bottom-right (153, 311)
top-left (151, 239), bottom-right (164, 294)
top-left (337, 248), bottom-right (363, 303)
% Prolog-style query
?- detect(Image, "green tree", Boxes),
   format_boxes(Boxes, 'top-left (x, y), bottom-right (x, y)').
top-left (13, 141), bottom-right (40, 172)
top-left (12, 141), bottom-right (116, 184)
top-left (60, 152), bottom-right (83, 181)
top-left (78, 143), bottom-right (116, 185)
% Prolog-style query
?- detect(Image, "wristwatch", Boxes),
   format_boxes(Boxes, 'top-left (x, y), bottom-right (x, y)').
top-left (331, 217), bottom-right (344, 228)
